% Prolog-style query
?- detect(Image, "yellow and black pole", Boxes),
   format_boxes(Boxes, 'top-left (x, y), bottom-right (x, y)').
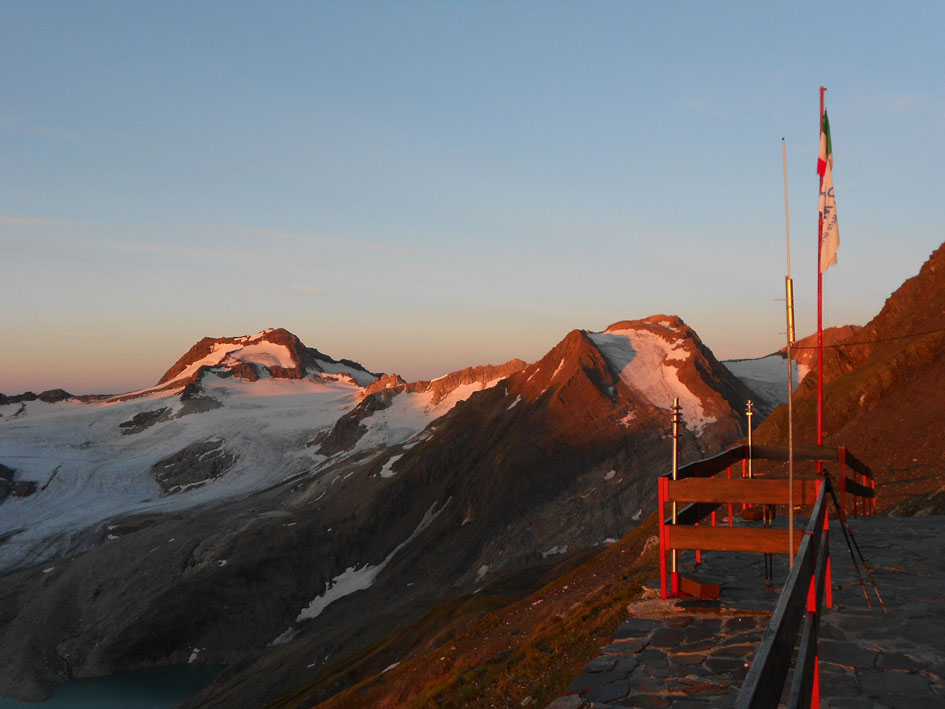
top-left (783, 136), bottom-right (797, 566)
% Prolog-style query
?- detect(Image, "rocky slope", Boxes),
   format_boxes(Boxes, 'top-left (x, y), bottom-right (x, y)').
top-left (0, 317), bottom-right (754, 705)
top-left (755, 240), bottom-right (945, 511)
top-left (312, 360), bottom-right (527, 456)
top-left (785, 324), bottom-right (862, 375)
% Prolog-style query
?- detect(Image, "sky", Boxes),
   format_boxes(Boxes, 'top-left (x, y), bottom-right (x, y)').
top-left (2, 2), bottom-right (943, 394)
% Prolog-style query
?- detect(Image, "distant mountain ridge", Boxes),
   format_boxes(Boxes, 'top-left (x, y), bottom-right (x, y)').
top-left (177, 314), bottom-right (757, 707)
top-left (0, 314), bottom-right (757, 705)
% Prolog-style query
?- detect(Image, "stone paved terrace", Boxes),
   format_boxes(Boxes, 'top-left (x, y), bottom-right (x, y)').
top-left (547, 515), bottom-right (945, 708)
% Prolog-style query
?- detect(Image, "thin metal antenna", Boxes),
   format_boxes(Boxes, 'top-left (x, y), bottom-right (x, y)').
top-left (783, 137), bottom-right (797, 566)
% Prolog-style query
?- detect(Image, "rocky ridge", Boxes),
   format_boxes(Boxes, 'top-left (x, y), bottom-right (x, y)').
top-left (755, 239), bottom-right (945, 511)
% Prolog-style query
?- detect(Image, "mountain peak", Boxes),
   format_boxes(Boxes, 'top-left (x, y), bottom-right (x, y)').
top-left (586, 315), bottom-right (752, 437)
top-left (602, 314), bottom-right (688, 334)
top-left (152, 328), bottom-right (377, 393)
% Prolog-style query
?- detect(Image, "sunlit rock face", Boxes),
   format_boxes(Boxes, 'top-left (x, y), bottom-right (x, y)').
top-left (754, 240), bottom-right (945, 514)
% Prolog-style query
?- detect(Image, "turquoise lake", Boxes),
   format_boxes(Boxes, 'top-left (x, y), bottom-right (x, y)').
top-left (0, 666), bottom-right (221, 708)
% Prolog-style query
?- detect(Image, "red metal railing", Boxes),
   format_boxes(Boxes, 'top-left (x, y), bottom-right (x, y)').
top-left (656, 443), bottom-right (876, 707)
top-left (656, 444), bottom-right (875, 600)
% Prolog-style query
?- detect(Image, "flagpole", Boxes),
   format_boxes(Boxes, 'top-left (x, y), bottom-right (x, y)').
top-left (817, 86), bottom-right (826, 471)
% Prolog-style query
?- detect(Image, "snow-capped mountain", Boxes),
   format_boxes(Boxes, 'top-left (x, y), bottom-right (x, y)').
top-left (180, 316), bottom-right (756, 708)
top-left (0, 329), bottom-right (514, 575)
top-left (0, 317), bottom-right (755, 704)
top-left (123, 327), bottom-right (378, 401)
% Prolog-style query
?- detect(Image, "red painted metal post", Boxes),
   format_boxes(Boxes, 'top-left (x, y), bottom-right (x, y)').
top-left (816, 86), bottom-right (826, 479)
top-left (872, 479), bottom-right (877, 516)
top-left (696, 518), bottom-right (702, 565)
top-left (856, 474), bottom-right (862, 517)
top-left (812, 655), bottom-right (821, 707)
top-left (727, 466), bottom-right (733, 525)
top-left (840, 472), bottom-right (846, 520)
top-left (741, 459), bottom-right (747, 511)
top-left (839, 446), bottom-right (852, 518)
top-left (659, 476), bottom-right (668, 599)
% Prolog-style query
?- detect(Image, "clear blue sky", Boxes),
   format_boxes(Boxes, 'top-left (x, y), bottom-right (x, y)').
top-left (2, 1), bottom-right (943, 393)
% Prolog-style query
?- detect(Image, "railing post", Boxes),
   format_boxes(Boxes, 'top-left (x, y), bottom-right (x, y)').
top-left (741, 458), bottom-right (747, 512)
top-left (727, 466), bottom-right (733, 526)
top-left (839, 446), bottom-right (853, 519)
top-left (872, 478), bottom-right (877, 516)
top-left (659, 476), bottom-right (668, 599)
top-left (812, 657), bottom-right (821, 707)
top-left (839, 470), bottom-right (846, 519)
top-left (862, 474), bottom-right (868, 518)
top-left (808, 562), bottom-right (823, 708)
top-left (695, 522), bottom-right (701, 566)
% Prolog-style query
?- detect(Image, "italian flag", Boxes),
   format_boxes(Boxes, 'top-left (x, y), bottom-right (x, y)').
top-left (817, 111), bottom-right (833, 176)
top-left (818, 110), bottom-right (839, 273)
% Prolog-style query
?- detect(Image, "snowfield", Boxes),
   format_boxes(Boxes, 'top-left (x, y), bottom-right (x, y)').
top-left (589, 327), bottom-right (717, 433)
top-left (0, 370), bottom-right (498, 573)
top-left (0, 377), bottom-right (362, 572)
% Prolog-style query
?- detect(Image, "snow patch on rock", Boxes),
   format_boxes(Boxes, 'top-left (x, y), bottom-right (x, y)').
top-left (296, 499), bottom-right (449, 621)
top-left (379, 454), bottom-right (403, 479)
top-left (542, 544), bottom-right (568, 558)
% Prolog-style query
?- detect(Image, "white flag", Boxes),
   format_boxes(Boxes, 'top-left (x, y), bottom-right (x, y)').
top-left (818, 159), bottom-right (838, 273)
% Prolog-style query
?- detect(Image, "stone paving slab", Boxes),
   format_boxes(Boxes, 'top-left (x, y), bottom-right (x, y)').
top-left (547, 515), bottom-right (945, 708)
